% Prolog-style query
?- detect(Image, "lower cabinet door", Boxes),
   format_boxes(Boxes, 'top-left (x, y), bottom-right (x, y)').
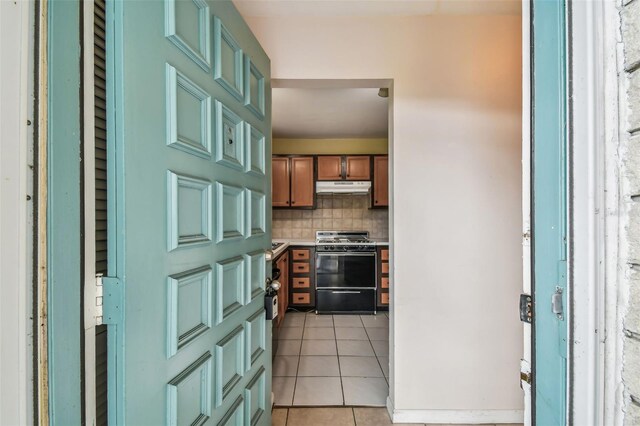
top-left (316, 289), bottom-right (376, 314)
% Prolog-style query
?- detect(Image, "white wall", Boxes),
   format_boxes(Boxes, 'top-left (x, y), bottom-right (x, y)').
top-left (0, 0), bottom-right (34, 424)
top-left (244, 13), bottom-right (524, 421)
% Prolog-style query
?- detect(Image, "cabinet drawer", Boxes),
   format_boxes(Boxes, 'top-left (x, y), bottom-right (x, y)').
top-left (292, 249), bottom-right (310, 260)
top-left (291, 293), bottom-right (310, 305)
top-left (381, 277), bottom-right (389, 289)
top-left (381, 293), bottom-right (389, 305)
top-left (381, 262), bottom-right (389, 274)
top-left (292, 277), bottom-right (310, 288)
top-left (381, 249), bottom-right (389, 261)
top-left (292, 262), bottom-right (310, 274)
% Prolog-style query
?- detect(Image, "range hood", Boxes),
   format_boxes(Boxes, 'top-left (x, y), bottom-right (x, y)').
top-left (316, 181), bottom-right (371, 195)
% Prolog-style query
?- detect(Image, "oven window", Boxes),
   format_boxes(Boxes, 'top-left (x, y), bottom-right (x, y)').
top-left (316, 253), bottom-right (376, 288)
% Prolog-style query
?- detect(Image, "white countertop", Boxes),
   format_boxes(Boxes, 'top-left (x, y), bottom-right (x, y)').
top-left (369, 238), bottom-right (389, 245)
top-left (274, 239), bottom-right (316, 246)
top-left (269, 241), bottom-right (289, 260)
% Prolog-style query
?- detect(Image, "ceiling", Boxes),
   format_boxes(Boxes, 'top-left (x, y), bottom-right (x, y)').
top-left (234, 0), bottom-right (521, 18)
top-left (272, 88), bottom-right (388, 139)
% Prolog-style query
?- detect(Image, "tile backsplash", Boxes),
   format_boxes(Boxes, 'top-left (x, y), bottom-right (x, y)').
top-left (272, 194), bottom-right (389, 240)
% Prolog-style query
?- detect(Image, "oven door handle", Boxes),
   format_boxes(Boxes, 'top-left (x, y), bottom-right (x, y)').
top-left (330, 290), bottom-right (362, 294)
top-left (316, 252), bottom-right (376, 257)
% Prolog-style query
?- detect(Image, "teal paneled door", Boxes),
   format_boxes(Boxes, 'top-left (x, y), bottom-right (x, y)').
top-left (106, 1), bottom-right (271, 424)
top-left (532, 0), bottom-right (568, 425)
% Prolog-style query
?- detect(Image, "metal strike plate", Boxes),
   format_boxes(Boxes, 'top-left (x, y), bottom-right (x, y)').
top-left (552, 286), bottom-right (564, 320)
top-left (519, 294), bottom-right (533, 323)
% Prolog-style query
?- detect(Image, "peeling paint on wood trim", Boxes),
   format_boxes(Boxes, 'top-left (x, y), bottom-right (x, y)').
top-left (35, 0), bottom-right (50, 424)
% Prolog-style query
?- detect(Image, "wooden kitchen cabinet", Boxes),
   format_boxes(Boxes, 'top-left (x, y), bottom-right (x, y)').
top-left (373, 156), bottom-right (389, 207)
top-left (275, 251), bottom-right (289, 325)
top-left (291, 249), bottom-right (310, 260)
top-left (317, 156), bottom-right (343, 180)
top-left (292, 293), bottom-right (311, 304)
top-left (318, 155), bottom-right (370, 181)
top-left (381, 248), bottom-right (389, 261)
top-left (290, 157), bottom-right (314, 207)
top-left (272, 156), bottom-right (314, 208)
top-left (272, 157), bottom-right (290, 207)
top-left (346, 156), bottom-right (370, 180)
top-left (377, 245), bottom-right (390, 308)
top-left (381, 277), bottom-right (389, 289)
top-left (289, 246), bottom-right (315, 308)
top-left (292, 277), bottom-right (310, 288)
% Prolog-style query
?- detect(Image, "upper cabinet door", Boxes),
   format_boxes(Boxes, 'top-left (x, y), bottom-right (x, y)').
top-left (290, 157), bottom-right (314, 207)
top-left (317, 156), bottom-right (343, 180)
top-left (373, 156), bottom-right (389, 207)
top-left (346, 156), bottom-right (371, 180)
top-left (273, 157), bottom-right (291, 207)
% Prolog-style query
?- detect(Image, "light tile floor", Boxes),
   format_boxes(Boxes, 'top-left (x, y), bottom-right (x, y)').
top-left (274, 312), bottom-right (389, 407)
top-left (272, 407), bottom-right (526, 426)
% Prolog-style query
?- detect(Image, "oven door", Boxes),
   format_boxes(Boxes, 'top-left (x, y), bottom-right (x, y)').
top-left (315, 252), bottom-right (376, 289)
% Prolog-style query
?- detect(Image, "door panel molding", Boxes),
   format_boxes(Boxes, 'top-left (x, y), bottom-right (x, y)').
top-left (106, 3), bottom-right (272, 424)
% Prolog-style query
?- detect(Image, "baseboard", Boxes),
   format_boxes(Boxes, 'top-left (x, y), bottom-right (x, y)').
top-left (386, 399), bottom-right (524, 424)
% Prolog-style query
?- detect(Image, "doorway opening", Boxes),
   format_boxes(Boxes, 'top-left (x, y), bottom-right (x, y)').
top-left (269, 79), bottom-right (393, 409)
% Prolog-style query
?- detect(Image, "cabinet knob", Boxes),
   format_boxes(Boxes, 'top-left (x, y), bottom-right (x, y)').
top-left (291, 201), bottom-right (295, 204)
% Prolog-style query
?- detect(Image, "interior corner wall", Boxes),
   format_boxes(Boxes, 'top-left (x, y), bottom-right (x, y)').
top-left (244, 13), bottom-right (524, 418)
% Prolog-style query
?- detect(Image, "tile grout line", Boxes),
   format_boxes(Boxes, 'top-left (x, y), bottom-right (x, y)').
top-left (333, 316), bottom-right (347, 407)
top-left (367, 315), bottom-right (389, 398)
top-left (289, 315), bottom-right (306, 407)
top-left (370, 324), bottom-right (389, 385)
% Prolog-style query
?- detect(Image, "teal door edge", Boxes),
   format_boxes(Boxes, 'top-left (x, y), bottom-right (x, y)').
top-left (105, 0), bottom-right (126, 423)
top-left (532, 0), bottom-right (569, 425)
top-left (47, 0), bottom-right (83, 424)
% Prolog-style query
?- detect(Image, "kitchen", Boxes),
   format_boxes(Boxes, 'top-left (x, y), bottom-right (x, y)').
top-left (266, 86), bottom-right (391, 407)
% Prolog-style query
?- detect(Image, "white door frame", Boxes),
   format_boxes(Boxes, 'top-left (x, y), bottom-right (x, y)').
top-left (562, 0), bottom-right (623, 424)
top-left (569, 0), bottom-right (627, 424)
top-left (520, 2), bottom-right (532, 424)
top-left (568, 0), bottom-right (605, 422)
top-left (0, 1), bottom-right (36, 424)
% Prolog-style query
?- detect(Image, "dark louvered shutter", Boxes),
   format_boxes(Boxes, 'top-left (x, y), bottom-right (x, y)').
top-left (94, 1), bottom-right (108, 425)
top-left (94, 0), bottom-right (108, 275)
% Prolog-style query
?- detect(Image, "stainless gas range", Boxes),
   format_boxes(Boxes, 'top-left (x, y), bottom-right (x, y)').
top-left (315, 231), bottom-right (377, 314)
